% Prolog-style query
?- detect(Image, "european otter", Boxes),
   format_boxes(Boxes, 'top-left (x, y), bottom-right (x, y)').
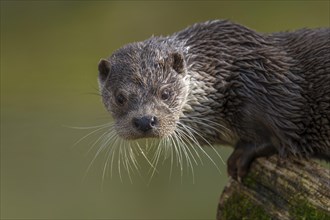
top-left (98, 20), bottom-right (330, 180)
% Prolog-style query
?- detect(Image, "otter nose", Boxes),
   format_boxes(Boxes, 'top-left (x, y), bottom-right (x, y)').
top-left (132, 116), bottom-right (158, 132)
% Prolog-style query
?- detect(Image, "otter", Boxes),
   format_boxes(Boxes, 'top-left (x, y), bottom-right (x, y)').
top-left (97, 20), bottom-right (330, 180)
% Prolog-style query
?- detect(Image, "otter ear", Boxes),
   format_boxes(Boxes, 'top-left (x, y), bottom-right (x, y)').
top-left (172, 52), bottom-right (186, 74)
top-left (98, 59), bottom-right (111, 81)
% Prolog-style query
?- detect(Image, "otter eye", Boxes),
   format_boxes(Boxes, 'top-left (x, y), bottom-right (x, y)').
top-left (161, 89), bottom-right (171, 101)
top-left (116, 94), bottom-right (126, 105)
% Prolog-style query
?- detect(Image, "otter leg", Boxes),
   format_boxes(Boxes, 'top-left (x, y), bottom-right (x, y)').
top-left (227, 140), bottom-right (277, 181)
top-left (312, 152), bottom-right (330, 162)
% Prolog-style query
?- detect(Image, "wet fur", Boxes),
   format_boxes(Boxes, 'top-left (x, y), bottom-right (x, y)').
top-left (98, 20), bottom-right (330, 180)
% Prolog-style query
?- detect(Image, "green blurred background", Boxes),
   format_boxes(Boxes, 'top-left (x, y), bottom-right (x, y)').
top-left (1, 1), bottom-right (329, 219)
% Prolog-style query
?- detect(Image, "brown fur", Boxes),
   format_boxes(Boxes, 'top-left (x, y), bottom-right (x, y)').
top-left (98, 20), bottom-right (330, 179)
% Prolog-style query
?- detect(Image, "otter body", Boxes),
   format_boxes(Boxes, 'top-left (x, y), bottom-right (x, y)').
top-left (98, 20), bottom-right (330, 179)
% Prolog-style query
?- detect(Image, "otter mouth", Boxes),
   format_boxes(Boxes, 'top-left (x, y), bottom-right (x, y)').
top-left (120, 131), bottom-right (162, 140)
top-left (115, 115), bottom-right (165, 140)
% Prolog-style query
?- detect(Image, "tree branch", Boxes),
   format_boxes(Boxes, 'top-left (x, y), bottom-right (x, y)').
top-left (217, 156), bottom-right (330, 220)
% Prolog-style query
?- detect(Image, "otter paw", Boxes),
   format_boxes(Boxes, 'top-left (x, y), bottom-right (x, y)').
top-left (227, 147), bottom-right (253, 181)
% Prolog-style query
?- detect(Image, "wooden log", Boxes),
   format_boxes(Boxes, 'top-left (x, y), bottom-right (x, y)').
top-left (217, 156), bottom-right (330, 220)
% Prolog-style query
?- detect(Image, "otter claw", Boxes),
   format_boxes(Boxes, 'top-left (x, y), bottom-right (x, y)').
top-left (227, 142), bottom-right (254, 181)
top-left (227, 157), bottom-right (250, 181)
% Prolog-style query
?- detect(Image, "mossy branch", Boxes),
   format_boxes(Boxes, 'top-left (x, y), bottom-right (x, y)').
top-left (217, 156), bottom-right (330, 220)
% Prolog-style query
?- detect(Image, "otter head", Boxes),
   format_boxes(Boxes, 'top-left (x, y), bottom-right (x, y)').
top-left (98, 39), bottom-right (190, 140)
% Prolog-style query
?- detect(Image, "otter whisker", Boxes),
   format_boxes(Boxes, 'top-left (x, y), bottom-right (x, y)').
top-left (183, 122), bottom-right (225, 165)
top-left (180, 117), bottom-right (231, 141)
top-left (118, 142), bottom-right (124, 183)
top-left (136, 142), bottom-right (158, 173)
top-left (174, 130), bottom-right (193, 166)
top-left (86, 128), bottom-right (115, 156)
top-left (127, 142), bottom-right (136, 166)
top-left (110, 136), bottom-right (120, 179)
top-left (100, 131), bottom-right (118, 181)
top-left (150, 139), bottom-right (163, 172)
top-left (84, 128), bottom-right (117, 182)
top-left (173, 130), bottom-right (196, 183)
top-left (67, 122), bottom-right (113, 130)
top-left (168, 134), bottom-right (184, 179)
top-left (122, 142), bottom-right (133, 183)
top-left (161, 138), bottom-right (170, 165)
top-left (148, 139), bottom-right (164, 184)
top-left (72, 122), bottom-right (113, 148)
top-left (176, 123), bottom-right (204, 165)
top-left (182, 116), bottom-right (231, 133)
top-left (165, 137), bottom-right (175, 181)
top-left (126, 141), bottom-right (138, 182)
top-left (145, 138), bottom-right (152, 153)
top-left (177, 122), bottom-right (222, 174)
top-left (178, 119), bottom-right (226, 165)
top-left (128, 142), bottom-right (141, 175)
top-left (175, 127), bottom-right (202, 165)
top-left (101, 137), bottom-right (116, 190)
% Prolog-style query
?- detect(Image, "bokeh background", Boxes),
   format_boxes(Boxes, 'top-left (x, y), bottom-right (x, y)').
top-left (1, 1), bottom-right (329, 219)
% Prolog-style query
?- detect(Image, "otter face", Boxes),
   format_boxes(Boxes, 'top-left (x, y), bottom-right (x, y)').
top-left (98, 42), bottom-right (190, 140)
